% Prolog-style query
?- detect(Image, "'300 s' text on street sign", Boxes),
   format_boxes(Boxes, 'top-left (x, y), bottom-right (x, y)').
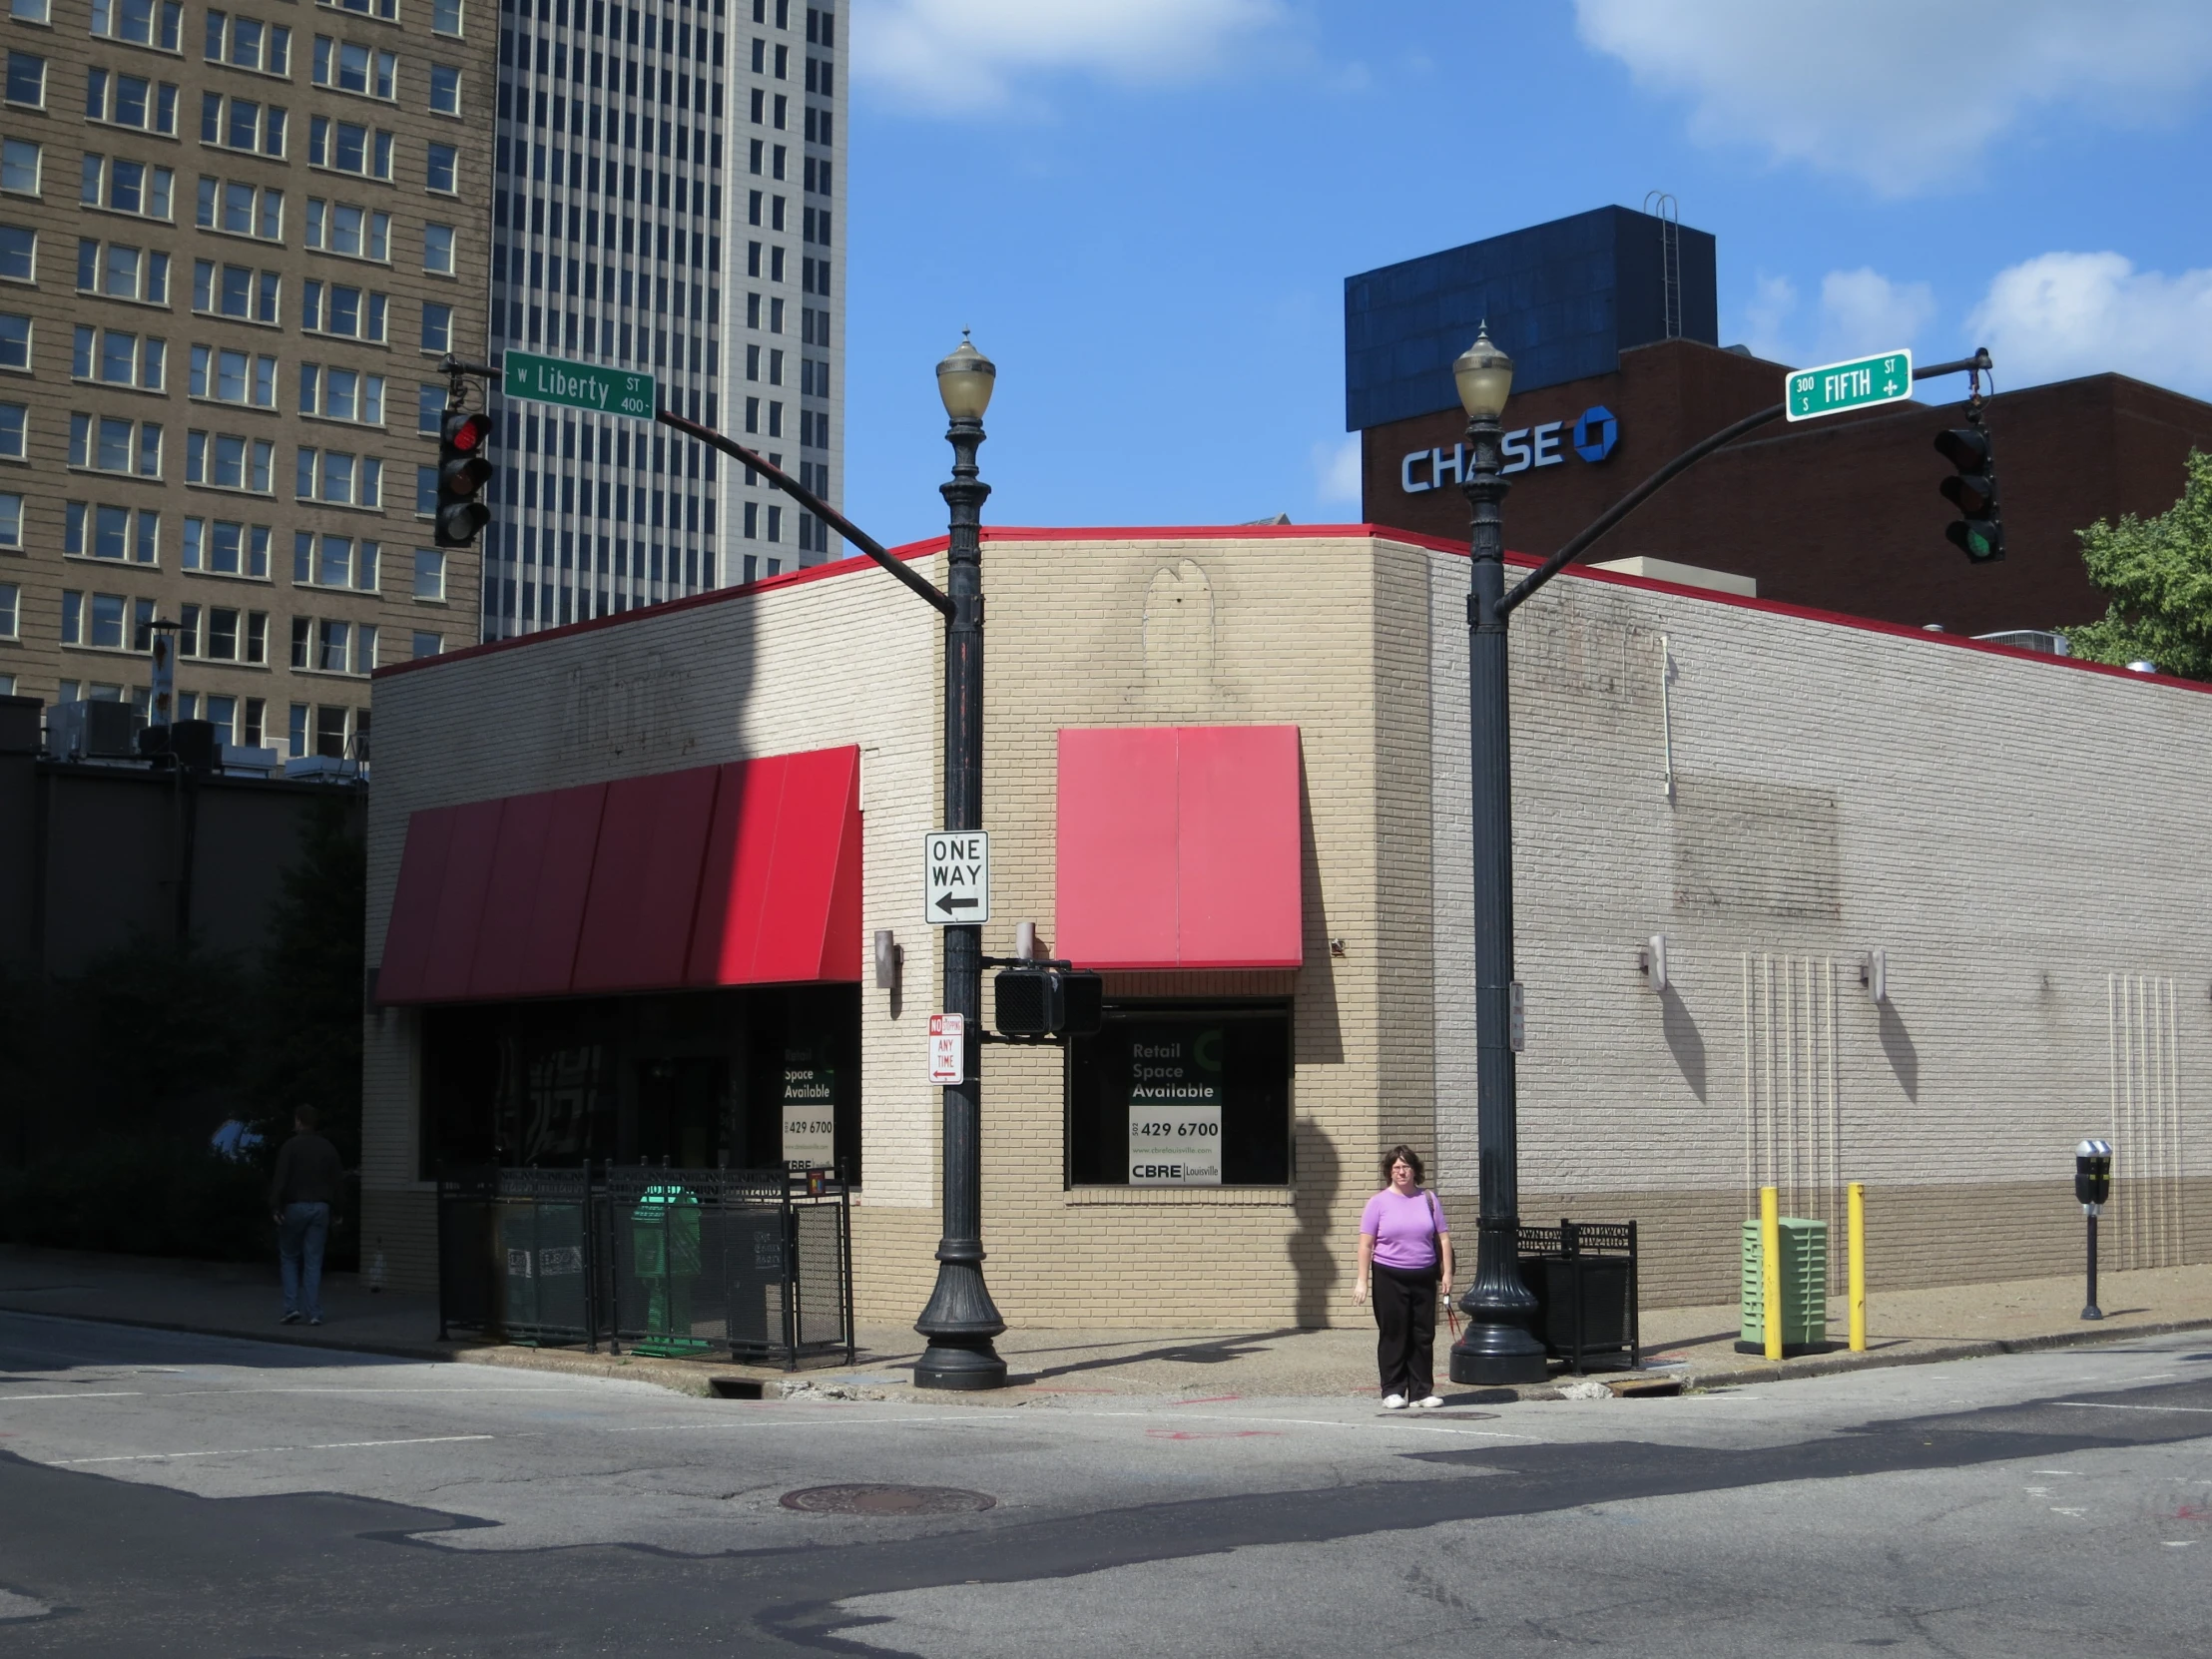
top-left (502, 349), bottom-right (656, 420)
top-left (1785, 349), bottom-right (1913, 422)
top-left (923, 831), bottom-right (988, 924)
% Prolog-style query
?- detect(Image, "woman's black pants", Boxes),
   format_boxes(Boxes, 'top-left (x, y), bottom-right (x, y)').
top-left (1371, 1263), bottom-right (1438, 1398)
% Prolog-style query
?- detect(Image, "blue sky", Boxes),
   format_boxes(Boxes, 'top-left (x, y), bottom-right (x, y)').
top-left (837, 1), bottom-right (2212, 548)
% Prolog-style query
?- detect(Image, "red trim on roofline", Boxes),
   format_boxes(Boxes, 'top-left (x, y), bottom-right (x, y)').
top-left (376, 522), bottom-right (2211, 698)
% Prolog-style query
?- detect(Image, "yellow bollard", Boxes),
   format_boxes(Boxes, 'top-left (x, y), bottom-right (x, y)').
top-left (1849, 1182), bottom-right (1867, 1352)
top-left (1761, 1185), bottom-right (1783, 1362)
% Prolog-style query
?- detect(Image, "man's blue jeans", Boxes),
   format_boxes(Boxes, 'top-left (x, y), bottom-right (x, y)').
top-left (279, 1202), bottom-right (330, 1320)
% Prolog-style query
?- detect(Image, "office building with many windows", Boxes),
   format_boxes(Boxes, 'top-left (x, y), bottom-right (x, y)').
top-left (0, 0), bottom-right (494, 755)
top-left (483, 0), bottom-right (840, 640)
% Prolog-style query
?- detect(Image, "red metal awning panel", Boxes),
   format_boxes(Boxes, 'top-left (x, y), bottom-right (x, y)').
top-left (467, 783), bottom-right (606, 999)
top-left (1055, 725), bottom-right (1304, 970)
top-left (374, 803), bottom-right (462, 1005)
top-left (374, 746), bottom-right (862, 1004)
top-left (570, 766), bottom-right (722, 994)
top-left (688, 746), bottom-right (863, 985)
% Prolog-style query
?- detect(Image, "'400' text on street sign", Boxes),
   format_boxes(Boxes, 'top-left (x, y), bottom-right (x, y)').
top-left (502, 349), bottom-right (656, 419)
top-left (1786, 349), bottom-right (1913, 422)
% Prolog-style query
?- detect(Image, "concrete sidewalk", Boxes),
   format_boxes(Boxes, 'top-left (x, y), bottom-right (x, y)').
top-left (3, 1243), bottom-right (2207, 1402)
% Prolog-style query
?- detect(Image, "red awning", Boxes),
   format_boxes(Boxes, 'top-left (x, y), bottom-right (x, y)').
top-left (375, 746), bottom-right (861, 1004)
top-left (1055, 726), bottom-right (1303, 970)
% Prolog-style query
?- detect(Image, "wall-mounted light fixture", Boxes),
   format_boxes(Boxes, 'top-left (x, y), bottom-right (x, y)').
top-left (1860, 949), bottom-right (1887, 1002)
top-left (873, 929), bottom-right (902, 991)
top-left (1639, 934), bottom-right (1669, 992)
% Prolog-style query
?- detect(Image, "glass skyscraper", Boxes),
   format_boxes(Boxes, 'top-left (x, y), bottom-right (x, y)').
top-left (485, 0), bottom-right (840, 640)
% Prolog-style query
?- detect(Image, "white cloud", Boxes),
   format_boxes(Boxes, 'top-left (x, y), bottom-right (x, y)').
top-left (1966, 253), bottom-right (2212, 396)
top-left (852, 0), bottom-right (1289, 112)
top-left (1740, 273), bottom-right (1797, 362)
top-left (1811, 269), bottom-right (1936, 362)
top-left (1310, 435), bottom-right (1362, 507)
top-left (1574, 0), bottom-right (2212, 195)
top-left (1732, 268), bottom-right (1935, 367)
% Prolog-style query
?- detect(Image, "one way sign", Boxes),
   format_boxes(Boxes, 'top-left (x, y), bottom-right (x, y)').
top-left (923, 830), bottom-right (989, 924)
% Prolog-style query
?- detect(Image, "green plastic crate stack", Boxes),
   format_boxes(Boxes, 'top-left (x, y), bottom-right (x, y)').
top-left (1739, 1217), bottom-right (1829, 1351)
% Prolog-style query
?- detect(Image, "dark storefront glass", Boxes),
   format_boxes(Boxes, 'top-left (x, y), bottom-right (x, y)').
top-left (420, 985), bottom-right (861, 1182)
top-left (1065, 1002), bottom-right (1292, 1188)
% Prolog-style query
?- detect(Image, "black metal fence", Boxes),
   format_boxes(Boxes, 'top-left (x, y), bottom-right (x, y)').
top-left (436, 1164), bottom-right (854, 1369)
top-left (1518, 1219), bottom-right (1640, 1375)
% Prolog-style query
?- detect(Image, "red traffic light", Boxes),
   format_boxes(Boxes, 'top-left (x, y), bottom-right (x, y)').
top-left (442, 409), bottom-right (494, 454)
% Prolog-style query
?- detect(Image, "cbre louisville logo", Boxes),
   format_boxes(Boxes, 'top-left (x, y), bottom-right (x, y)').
top-left (1400, 405), bottom-right (1620, 493)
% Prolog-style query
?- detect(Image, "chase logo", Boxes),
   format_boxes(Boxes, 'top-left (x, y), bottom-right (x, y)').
top-left (1400, 404), bottom-right (1620, 492)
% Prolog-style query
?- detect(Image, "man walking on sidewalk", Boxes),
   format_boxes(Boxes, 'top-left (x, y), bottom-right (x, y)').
top-left (270, 1107), bottom-right (342, 1327)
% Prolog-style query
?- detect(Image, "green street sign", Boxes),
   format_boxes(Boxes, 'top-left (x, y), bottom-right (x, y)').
top-left (501, 349), bottom-right (656, 420)
top-left (1785, 349), bottom-right (1914, 422)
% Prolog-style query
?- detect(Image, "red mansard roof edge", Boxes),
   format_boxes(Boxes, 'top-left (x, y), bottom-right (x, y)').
top-left (372, 524), bottom-right (2212, 697)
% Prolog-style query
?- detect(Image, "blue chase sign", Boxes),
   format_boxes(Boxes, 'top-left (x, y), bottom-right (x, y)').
top-left (1400, 404), bottom-right (1620, 494)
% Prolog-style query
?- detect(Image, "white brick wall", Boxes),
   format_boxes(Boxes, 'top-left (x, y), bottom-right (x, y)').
top-left (363, 529), bottom-right (2211, 1319)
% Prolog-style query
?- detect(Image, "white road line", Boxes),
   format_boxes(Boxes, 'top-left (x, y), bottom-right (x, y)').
top-left (0, 1391), bottom-right (145, 1401)
top-left (2052, 1401), bottom-right (2212, 1414)
top-left (46, 1433), bottom-right (496, 1465)
top-left (1048, 1408), bottom-right (1545, 1441)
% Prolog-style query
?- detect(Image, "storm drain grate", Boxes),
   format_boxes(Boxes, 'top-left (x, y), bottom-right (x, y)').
top-left (780, 1484), bottom-right (996, 1515)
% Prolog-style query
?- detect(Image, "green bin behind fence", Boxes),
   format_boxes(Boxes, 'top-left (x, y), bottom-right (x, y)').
top-left (630, 1183), bottom-right (712, 1358)
top-left (1740, 1217), bottom-right (1828, 1351)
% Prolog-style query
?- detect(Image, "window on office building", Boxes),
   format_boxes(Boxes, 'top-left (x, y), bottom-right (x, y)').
top-left (1066, 1005), bottom-right (1293, 1188)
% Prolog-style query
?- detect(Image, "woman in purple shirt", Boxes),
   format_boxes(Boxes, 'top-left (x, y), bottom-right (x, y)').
top-left (1354, 1144), bottom-right (1453, 1408)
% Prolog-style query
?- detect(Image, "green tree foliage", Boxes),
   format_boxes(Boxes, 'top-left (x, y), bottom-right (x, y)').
top-left (0, 790), bottom-right (365, 1263)
top-left (250, 792), bottom-right (366, 1165)
top-left (2066, 449), bottom-right (2212, 680)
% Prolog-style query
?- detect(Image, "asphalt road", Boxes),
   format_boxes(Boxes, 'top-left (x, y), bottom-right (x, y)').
top-left (1, 1312), bottom-right (2207, 1656)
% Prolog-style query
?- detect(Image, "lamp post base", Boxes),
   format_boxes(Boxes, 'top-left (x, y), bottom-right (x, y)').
top-left (1448, 1327), bottom-right (1549, 1386)
top-left (914, 1339), bottom-right (1009, 1390)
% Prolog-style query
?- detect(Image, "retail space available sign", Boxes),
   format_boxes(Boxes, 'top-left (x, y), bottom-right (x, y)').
top-left (1126, 1024), bottom-right (1224, 1186)
top-left (780, 1051), bottom-right (836, 1170)
top-left (1786, 349), bottom-right (1912, 421)
top-left (923, 830), bottom-right (989, 923)
top-left (1400, 404), bottom-right (1619, 494)
top-left (927, 1013), bottom-right (965, 1086)
top-left (502, 348), bottom-right (657, 420)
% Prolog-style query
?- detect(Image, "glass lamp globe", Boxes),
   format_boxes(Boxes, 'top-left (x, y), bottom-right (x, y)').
top-left (936, 331), bottom-right (996, 421)
top-left (1452, 324), bottom-right (1514, 421)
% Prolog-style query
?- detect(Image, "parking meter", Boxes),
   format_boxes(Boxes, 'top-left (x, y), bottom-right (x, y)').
top-left (2074, 1140), bottom-right (2112, 1214)
top-left (2074, 1139), bottom-right (2112, 1321)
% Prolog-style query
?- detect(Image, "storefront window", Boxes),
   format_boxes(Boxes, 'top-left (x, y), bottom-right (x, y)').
top-left (420, 986), bottom-right (861, 1181)
top-left (1065, 1003), bottom-right (1292, 1187)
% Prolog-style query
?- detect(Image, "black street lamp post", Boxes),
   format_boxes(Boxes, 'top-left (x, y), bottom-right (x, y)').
top-left (1431, 329), bottom-right (2001, 1387)
top-left (913, 336), bottom-right (1010, 1390)
top-left (1445, 325), bottom-right (1550, 1387)
top-left (654, 333), bottom-right (1010, 1392)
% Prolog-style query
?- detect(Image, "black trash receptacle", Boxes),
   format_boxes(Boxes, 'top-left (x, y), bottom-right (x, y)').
top-left (1518, 1220), bottom-right (1640, 1375)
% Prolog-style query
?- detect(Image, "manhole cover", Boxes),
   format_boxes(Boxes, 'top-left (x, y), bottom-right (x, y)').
top-left (780, 1483), bottom-right (996, 1515)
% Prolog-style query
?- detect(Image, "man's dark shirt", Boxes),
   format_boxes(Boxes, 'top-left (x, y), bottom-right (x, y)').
top-left (270, 1131), bottom-right (343, 1209)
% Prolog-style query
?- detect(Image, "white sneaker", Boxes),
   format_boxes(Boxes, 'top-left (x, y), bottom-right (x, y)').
top-left (1382, 1393), bottom-right (1408, 1409)
top-left (1415, 1395), bottom-right (1444, 1409)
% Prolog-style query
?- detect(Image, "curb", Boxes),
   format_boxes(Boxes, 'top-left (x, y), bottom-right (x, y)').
top-left (7, 1302), bottom-right (2209, 1403)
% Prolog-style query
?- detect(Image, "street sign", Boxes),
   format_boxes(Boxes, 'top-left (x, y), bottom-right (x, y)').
top-left (1786, 349), bottom-right (1913, 422)
top-left (927, 1014), bottom-right (965, 1085)
top-left (501, 348), bottom-right (656, 420)
top-left (923, 830), bottom-right (988, 924)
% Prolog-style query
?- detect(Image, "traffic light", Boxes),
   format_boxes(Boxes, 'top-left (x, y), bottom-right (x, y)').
top-left (1934, 417), bottom-right (2003, 562)
top-left (993, 966), bottom-right (1104, 1038)
top-left (435, 408), bottom-right (495, 548)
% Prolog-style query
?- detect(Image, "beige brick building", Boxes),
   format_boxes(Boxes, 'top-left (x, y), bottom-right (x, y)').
top-left (0, 0), bottom-right (493, 751)
top-left (362, 526), bottom-right (2212, 1328)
